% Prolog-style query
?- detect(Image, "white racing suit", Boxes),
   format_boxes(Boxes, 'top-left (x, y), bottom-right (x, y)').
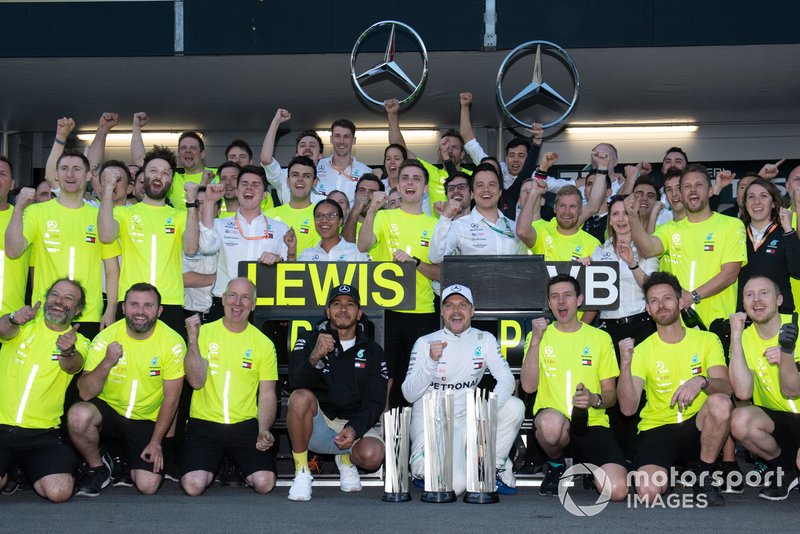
top-left (402, 327), bottom-right (525, 494)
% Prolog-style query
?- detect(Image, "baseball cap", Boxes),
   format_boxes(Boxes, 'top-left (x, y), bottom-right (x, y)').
top-left (441, 284), bottom-right (474, 306)
top-left (327, 284), bottom-right (361, 306)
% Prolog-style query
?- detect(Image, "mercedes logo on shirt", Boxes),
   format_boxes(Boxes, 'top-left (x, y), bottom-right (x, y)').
top-left (350, 20), bottom-right (429, 106)
top-left (496, 40), bottom-right (580, 129)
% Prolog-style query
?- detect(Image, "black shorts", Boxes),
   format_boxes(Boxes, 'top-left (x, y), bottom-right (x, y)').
top-left (632, 416), bottom-right (701, 470)
top-left (0, 424), bottom-right (77, 483)
top-left (762, 407), bottom-right (800, 454)
top-left (90, 398), bottom-right (158, 473)
top-left (180, 418), bottom-right (276, 477)
top-left (571, 426), bottom-right (626, 467)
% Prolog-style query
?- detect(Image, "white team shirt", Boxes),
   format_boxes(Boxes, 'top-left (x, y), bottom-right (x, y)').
top-left (315, 156), bottom-right (373, 204)
top-left (182, 250), bottom-right (218, 313)
top-left (262, 159), bottom-right (327, 205)
top-left (402, 327), bottom-right (515, 418)
top-left (591, 240), bottom-right (658, 319)
top-left (297, 238), bottom-right (368, 262)
top-left (199, 210), bottom-right (289, 297)
top-left (428, 207), bottom-right (526, 263)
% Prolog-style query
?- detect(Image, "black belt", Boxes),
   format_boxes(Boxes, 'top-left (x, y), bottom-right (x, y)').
top-left (604, 311), bottom-right (650, 326)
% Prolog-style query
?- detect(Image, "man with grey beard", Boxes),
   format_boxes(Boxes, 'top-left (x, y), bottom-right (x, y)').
top-left (68, 283), bottom-right (185, 497)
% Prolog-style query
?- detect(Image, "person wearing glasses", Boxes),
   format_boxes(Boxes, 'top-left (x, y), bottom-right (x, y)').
top-left (294, 199), bottom-right (368, 262)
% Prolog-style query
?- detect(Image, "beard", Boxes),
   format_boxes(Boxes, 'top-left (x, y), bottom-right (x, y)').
top-left (44, 303), bottom-right (75, 326)
top-left (652, 307), bottom-right (680, 327)
top-left (126, 314), bottom-right (158, 334)
top-left (144, 177), bottom-right (170, 200)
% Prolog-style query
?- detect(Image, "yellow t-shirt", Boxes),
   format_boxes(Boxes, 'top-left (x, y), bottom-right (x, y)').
top-left (527, 324), bottom-right (619, 427)
top-left (85, 319), bottom-right (186, 421)
top-left (21, 200), bottom-right (120, 322)
top-left (190, 320), bottom-right (278, 424)
top-left (530, 218), bottom-right (600, 261)
top-left (0, 207), bottom-right (30, 315)
top-left (0, 314), bottom-right (90, 429)
top-left (113, 203), bottom-right (186, 305)
top-left (371, 208), bottom-right (437, 313)
top-left (168, 167), bottom-right (217, 209)
top-left (741, 316), bottom-right (800, 413)
top-left (654, 212), bottom-right (747, 325)
top-left (631, 328), bottom-right (726, 432)
top-left (656, 219), bottom-right (676, 273)
top-left (419, 159), bottom-right (472, 217)
top-left (266, 203), bottom-right (320, 256)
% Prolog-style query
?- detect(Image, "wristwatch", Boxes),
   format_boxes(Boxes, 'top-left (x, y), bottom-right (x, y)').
top-left (691, 290), bottom-right (702, 305)
top-left (594, 394), bottom-right (604, 409)
top-left (8, 312), bottom-right (18, 326)
top-left (185, 201), bottom-right (199, 208)
top-left (699, 375), bottom-right (710, 391)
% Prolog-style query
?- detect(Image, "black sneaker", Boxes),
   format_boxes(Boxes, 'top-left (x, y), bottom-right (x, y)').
top-left (76, 452), bottom-right (113, 497)
top-left (111, 455), bottom-right (133, 487)
top-left (694, 475), bottom-right (725, 507)
top-left (216, 458), bottom-right (243, 488)
top-left (718, 462), bottom-right (744, 494)
top-left (1, 464), bottom-right (26, 495)
top-left (539, 463), bottom-right (565, 496)
top-left (759, 474), bottom-right (799, 501)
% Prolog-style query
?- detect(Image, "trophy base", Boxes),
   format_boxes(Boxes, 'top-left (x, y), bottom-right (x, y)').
top-left (463, 491), bottom-right (499, 504)
top-left (420, 491), bottom-right (457, 503)
top-left (382, 492), bottom-right (412, 503)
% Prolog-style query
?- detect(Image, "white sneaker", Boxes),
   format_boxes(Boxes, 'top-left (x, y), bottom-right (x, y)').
top-left (288, 467), bottom-right (313, 501)
top-left (335, 455), bottom-right (362, 492)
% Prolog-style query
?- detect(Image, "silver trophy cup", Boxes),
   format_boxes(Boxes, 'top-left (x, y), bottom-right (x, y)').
top-left (464, 389), bottom-right (499, 503)
top-left (421, 390), bottom-right (456, 503)
top-left (382, 407), bottom-right (412, 502)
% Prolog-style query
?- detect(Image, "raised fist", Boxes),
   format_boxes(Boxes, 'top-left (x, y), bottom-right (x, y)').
top-left (133, 112), bottom-right (149, 129)
top-left (384, 99), bottom-right (400, 115)
top-left (429, 340), bottom-right (448, 361)
top-left (105, 341), bottom-right (124, 366)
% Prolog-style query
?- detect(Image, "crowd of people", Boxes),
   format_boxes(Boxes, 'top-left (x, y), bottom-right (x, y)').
top-left (0, 92), bottom-right (799, 507)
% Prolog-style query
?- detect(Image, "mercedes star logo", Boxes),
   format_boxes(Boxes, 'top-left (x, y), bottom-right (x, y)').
top-left (350, 20), bottom-right (429, 106)
top-left (496, 40), bottom-right (580, 129)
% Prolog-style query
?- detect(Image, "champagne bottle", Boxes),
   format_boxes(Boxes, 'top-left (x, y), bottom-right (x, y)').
top-left (681, 307), bottom-right (707, 331)
top-left (571, 383), bottom-right (589, 436)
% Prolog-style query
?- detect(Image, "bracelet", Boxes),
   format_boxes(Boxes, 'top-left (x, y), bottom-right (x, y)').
top-left (593, 168), bottom-right (609, 175)
top-left (698, 375), bottom-right (710, 391)
top-left (534, 167), bottom-right (547, 177)
top-left (629, 263), bottom-right (639, 270)
top-left (185, 201), bottom-right (198, 208)
top-left (54, 137), bottom-right (66, 146)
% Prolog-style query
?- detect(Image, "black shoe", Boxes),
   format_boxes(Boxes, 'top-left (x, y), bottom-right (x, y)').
top-left (718, 462), bottom-right (744, 494)
top-left (694, 476), bottom-right (725, 507)
top-left (216, 458), bottom-right (243, 488)
top-left (76, 452), bottom-right (113, 497)
top-left (759, 474), bottom-right (799, 501)
top-left (516, 460), bottom-right (545, 476)
top-left (539, 463), bottom-right (565, 496)
top-left (1, 463), bottom-right (27, 495)
top-left (111, 455), bottom-right (133, 487)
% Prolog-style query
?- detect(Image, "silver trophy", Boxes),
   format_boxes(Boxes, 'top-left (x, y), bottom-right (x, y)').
top-left (382, 407), bottom-right (412, 502)
top-left (464, 389), bottom-right (499, 504)
top-left (421, 390), bottom-right (456, 503)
